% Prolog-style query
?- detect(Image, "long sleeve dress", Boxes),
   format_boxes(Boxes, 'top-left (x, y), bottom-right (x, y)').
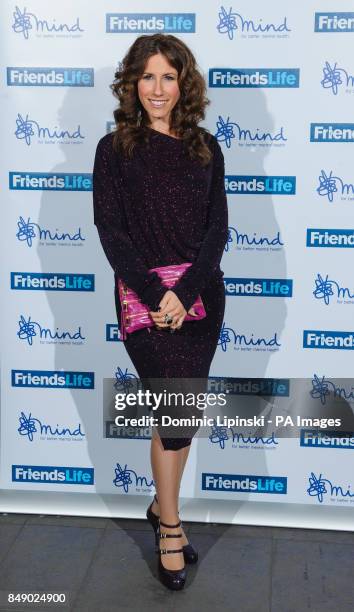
top-left (93, 127), bottom-right (228, 450)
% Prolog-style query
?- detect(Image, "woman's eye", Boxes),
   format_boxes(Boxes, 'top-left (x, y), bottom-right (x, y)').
top-left (141, 74), bottom-right (176, 80)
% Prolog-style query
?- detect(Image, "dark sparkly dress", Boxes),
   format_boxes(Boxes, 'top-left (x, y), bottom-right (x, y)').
top-left (93, 128), bottom-right (228, 450)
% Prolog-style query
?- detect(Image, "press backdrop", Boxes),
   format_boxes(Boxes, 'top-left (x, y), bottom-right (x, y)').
top-left (2, 1), bottom-right (354, 521)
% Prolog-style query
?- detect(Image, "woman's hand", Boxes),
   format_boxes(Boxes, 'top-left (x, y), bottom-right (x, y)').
top-left (149, 290), bottom-right (198, 330)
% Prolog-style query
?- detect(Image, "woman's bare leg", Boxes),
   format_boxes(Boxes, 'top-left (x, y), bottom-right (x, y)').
top-left (150, 429), bottom-right (188, 570)
top-left (150, 433), bottom-right (192, 544)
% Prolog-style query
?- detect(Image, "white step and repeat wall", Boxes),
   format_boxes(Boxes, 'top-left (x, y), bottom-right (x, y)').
top-left (2, 1), bottom-right (354, 524)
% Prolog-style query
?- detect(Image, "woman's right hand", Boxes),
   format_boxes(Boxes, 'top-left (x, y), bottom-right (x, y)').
top-left (149, 290), bottom-right (198, 330)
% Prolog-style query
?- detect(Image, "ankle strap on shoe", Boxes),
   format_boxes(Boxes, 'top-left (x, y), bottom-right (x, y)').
top-left (160, 531), bottom-right (182, 539)
top-left (160, 547), bottom-right (183, 555)
top-left (159, 519), bottom-right (181, 529)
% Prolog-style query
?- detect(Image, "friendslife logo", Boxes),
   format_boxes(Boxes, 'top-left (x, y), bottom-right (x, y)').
top-left (215, 115), bottom-right (287, 149)
top-left (12, 6), bottom-right (84, 40)
top-left (208, 377), bottom-right (289, 396)
top-left (306, 229), bottom-right (354, 248)
top-left (209, 68), bottom-right (299, 88)
top-left (14, 113), bottom-right (84, 146)
top-left (16, 216), bottom-right (85, 247)
top-left (106, 422), bottom-right (151, 440)
top-left (216, 6), bottom-right (290, 40)
top-left (7, 67), bottom-right (94, 87)
top-left (202, 472), bottom-right (287, 494)
top-left (105, 324), bottom-right (123, 342)
top-left (225, 175), bottom-right (296, 195)
top-left (11, 370), bottom-right (94, 389)
top-left (303, 330), bottom-right (354, 350)
top-left (224, 277), bottom-right (293, 297)
top-left (301, 431), bottom-right (354, 449)
top-left (106, 13), bottom-right (195, 33)
top-left (11, 273), bottom-right (94, 291)
top-left (12, 465), bottom-right (94, 484)
top-left (9, 172), bottom-right (92, 191)
top-left (310, 123), bottom-right (354, 142)
top-left (315, 13), bottom-right (354, 33)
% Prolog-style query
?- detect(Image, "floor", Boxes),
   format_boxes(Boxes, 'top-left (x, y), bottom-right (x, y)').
top-left (0, 512), bottom-right (352, 611)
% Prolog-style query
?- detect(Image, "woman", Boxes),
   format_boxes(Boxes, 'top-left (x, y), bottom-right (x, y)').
top-left (92, 33), bottom-right (228, 590)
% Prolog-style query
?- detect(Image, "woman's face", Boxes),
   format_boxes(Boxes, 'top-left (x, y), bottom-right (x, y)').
top-left (137, 53), bottom-right (180, 126)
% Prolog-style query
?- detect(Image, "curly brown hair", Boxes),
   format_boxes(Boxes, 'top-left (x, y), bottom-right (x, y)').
top-left (110, 33), bottom-right (212, 165)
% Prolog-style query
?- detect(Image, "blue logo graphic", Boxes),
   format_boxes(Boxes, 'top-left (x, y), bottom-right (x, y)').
top-left (18, 411), bottom-right (85, 442)
top-left (12, 465), bottom-right (94, 485)
top-left (321, 61), bottom-right (354, 95)
top-left (315, 13), bottom-right (354, 33)
top-left (301, 431), bottom-right (354, 449)
top-left (313, 273), bottom-right (354, 305)
top-left (215, 115), bottom-right (287, 149)
top-left (202, 472), bottom-right (287, 494)
top-left (11, 370), bottom-right (94, 389)
top-left (15, 113), bottom-right (84, 146)
top-left (7, 67), bottom-right (94, 87)
top-left (310, 123), bottom-right (354, 142)
top-left (16, 216), bottom-right (85, 247)
top-left (224, 277), bottom-right (292, 297)
top-left (307, 472), bottom-right (354, 504)
top-left (113, 463), bottom-right (154, 493)
top-left (105, 324), bottom-right (123, 342)
top-left (306, 229), bottom-right (354, 248)
top-left (114, 367), bottom-right (140, 393)
top-left (209, 68), bottom-right (299, 88)
top-left (10, 172), bottom-right (92, 191)
top-left (303, 331), bottom-right (354, 350)
top-left (17, 315), bottom-right (85, 346)
top-left (218, 322), bottom-right (281, 353)
top-left (106, 13), bottom-right (195, 33)
top-left (225, 175), bottom-right (296, 195)
top-left (216, 6), bottom-right (290, 40)
top-left (311, 373), bottom-right (354, 406)
top-left (226, 227), bottom-right (284, 252)
top-left (209, 421), bottom-right (278, 450)
top-left (317, 169), bottom-right (354, 202)
top-left (208, 377), bottom-right (289, 396)
top-left (12, 6), bottom-right (83, 40)
top-left (11, 273), bottom-right (94, 291)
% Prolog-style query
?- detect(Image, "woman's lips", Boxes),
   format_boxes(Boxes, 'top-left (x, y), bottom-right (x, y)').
top-left (148, 99), bottom-right (168, 107)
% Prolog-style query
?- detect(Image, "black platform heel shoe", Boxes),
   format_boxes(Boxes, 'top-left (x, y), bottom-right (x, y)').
top-left (146, 495), bottom-right (198, 564)
top-left (158, 519), bottom-right (186, 591)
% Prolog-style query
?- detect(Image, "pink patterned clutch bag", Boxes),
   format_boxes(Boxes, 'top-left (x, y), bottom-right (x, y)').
top-left (117, 262), bottom-right (206, 340)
